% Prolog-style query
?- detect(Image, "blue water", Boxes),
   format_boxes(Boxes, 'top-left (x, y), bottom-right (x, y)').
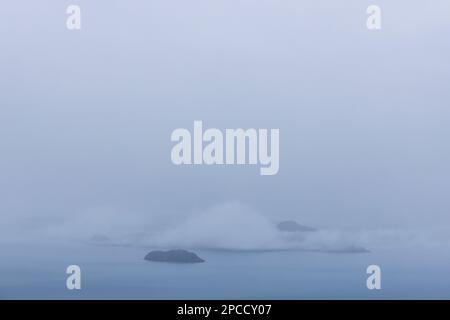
top-left (1, 243), bottom-right (449, 299)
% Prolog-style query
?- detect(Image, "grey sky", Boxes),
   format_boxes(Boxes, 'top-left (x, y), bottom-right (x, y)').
top-left (1, 1), bottom-right (449, 244)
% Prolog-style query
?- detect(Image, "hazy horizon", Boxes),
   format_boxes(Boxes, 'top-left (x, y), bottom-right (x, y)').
top-left (1, 1), bottom-right (450, 299)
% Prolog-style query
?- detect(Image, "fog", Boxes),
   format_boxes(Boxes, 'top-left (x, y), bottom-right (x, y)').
top-left (1, 1), bottom-right (450, 252)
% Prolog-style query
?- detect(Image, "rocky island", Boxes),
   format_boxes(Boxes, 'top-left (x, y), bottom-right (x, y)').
top-left (145, 249), bottom-right (205, 263)
top-left (277, 220), bottom-right (316, 232)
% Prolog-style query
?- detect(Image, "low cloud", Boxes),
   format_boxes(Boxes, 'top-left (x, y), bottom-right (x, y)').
top-left (148, 202), bottom-right (285, 250)
top-left (2, 201), bottom-right (447, 253)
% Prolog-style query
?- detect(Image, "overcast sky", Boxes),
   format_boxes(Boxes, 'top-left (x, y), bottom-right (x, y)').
top-left (1, 1), bottom-right (449, 244)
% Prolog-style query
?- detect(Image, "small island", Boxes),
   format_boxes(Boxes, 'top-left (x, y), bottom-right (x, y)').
top-left (145, 249), bottom-right (205, 263)
top-left (277, 220), bottom-right (316, 232)
top-left (320, 246), bottom-right (370, 253)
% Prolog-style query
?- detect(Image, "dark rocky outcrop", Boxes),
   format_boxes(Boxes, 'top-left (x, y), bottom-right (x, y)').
top-left (320, 246), bottom-right (370, 253)
top-left (145, 249), bottom-right (205, 263)
top-left (277, 220), bottom-right (316, 232)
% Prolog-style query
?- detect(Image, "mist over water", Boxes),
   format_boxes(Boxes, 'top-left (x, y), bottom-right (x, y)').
top-left (1, 0), bottom-right (450, 299)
